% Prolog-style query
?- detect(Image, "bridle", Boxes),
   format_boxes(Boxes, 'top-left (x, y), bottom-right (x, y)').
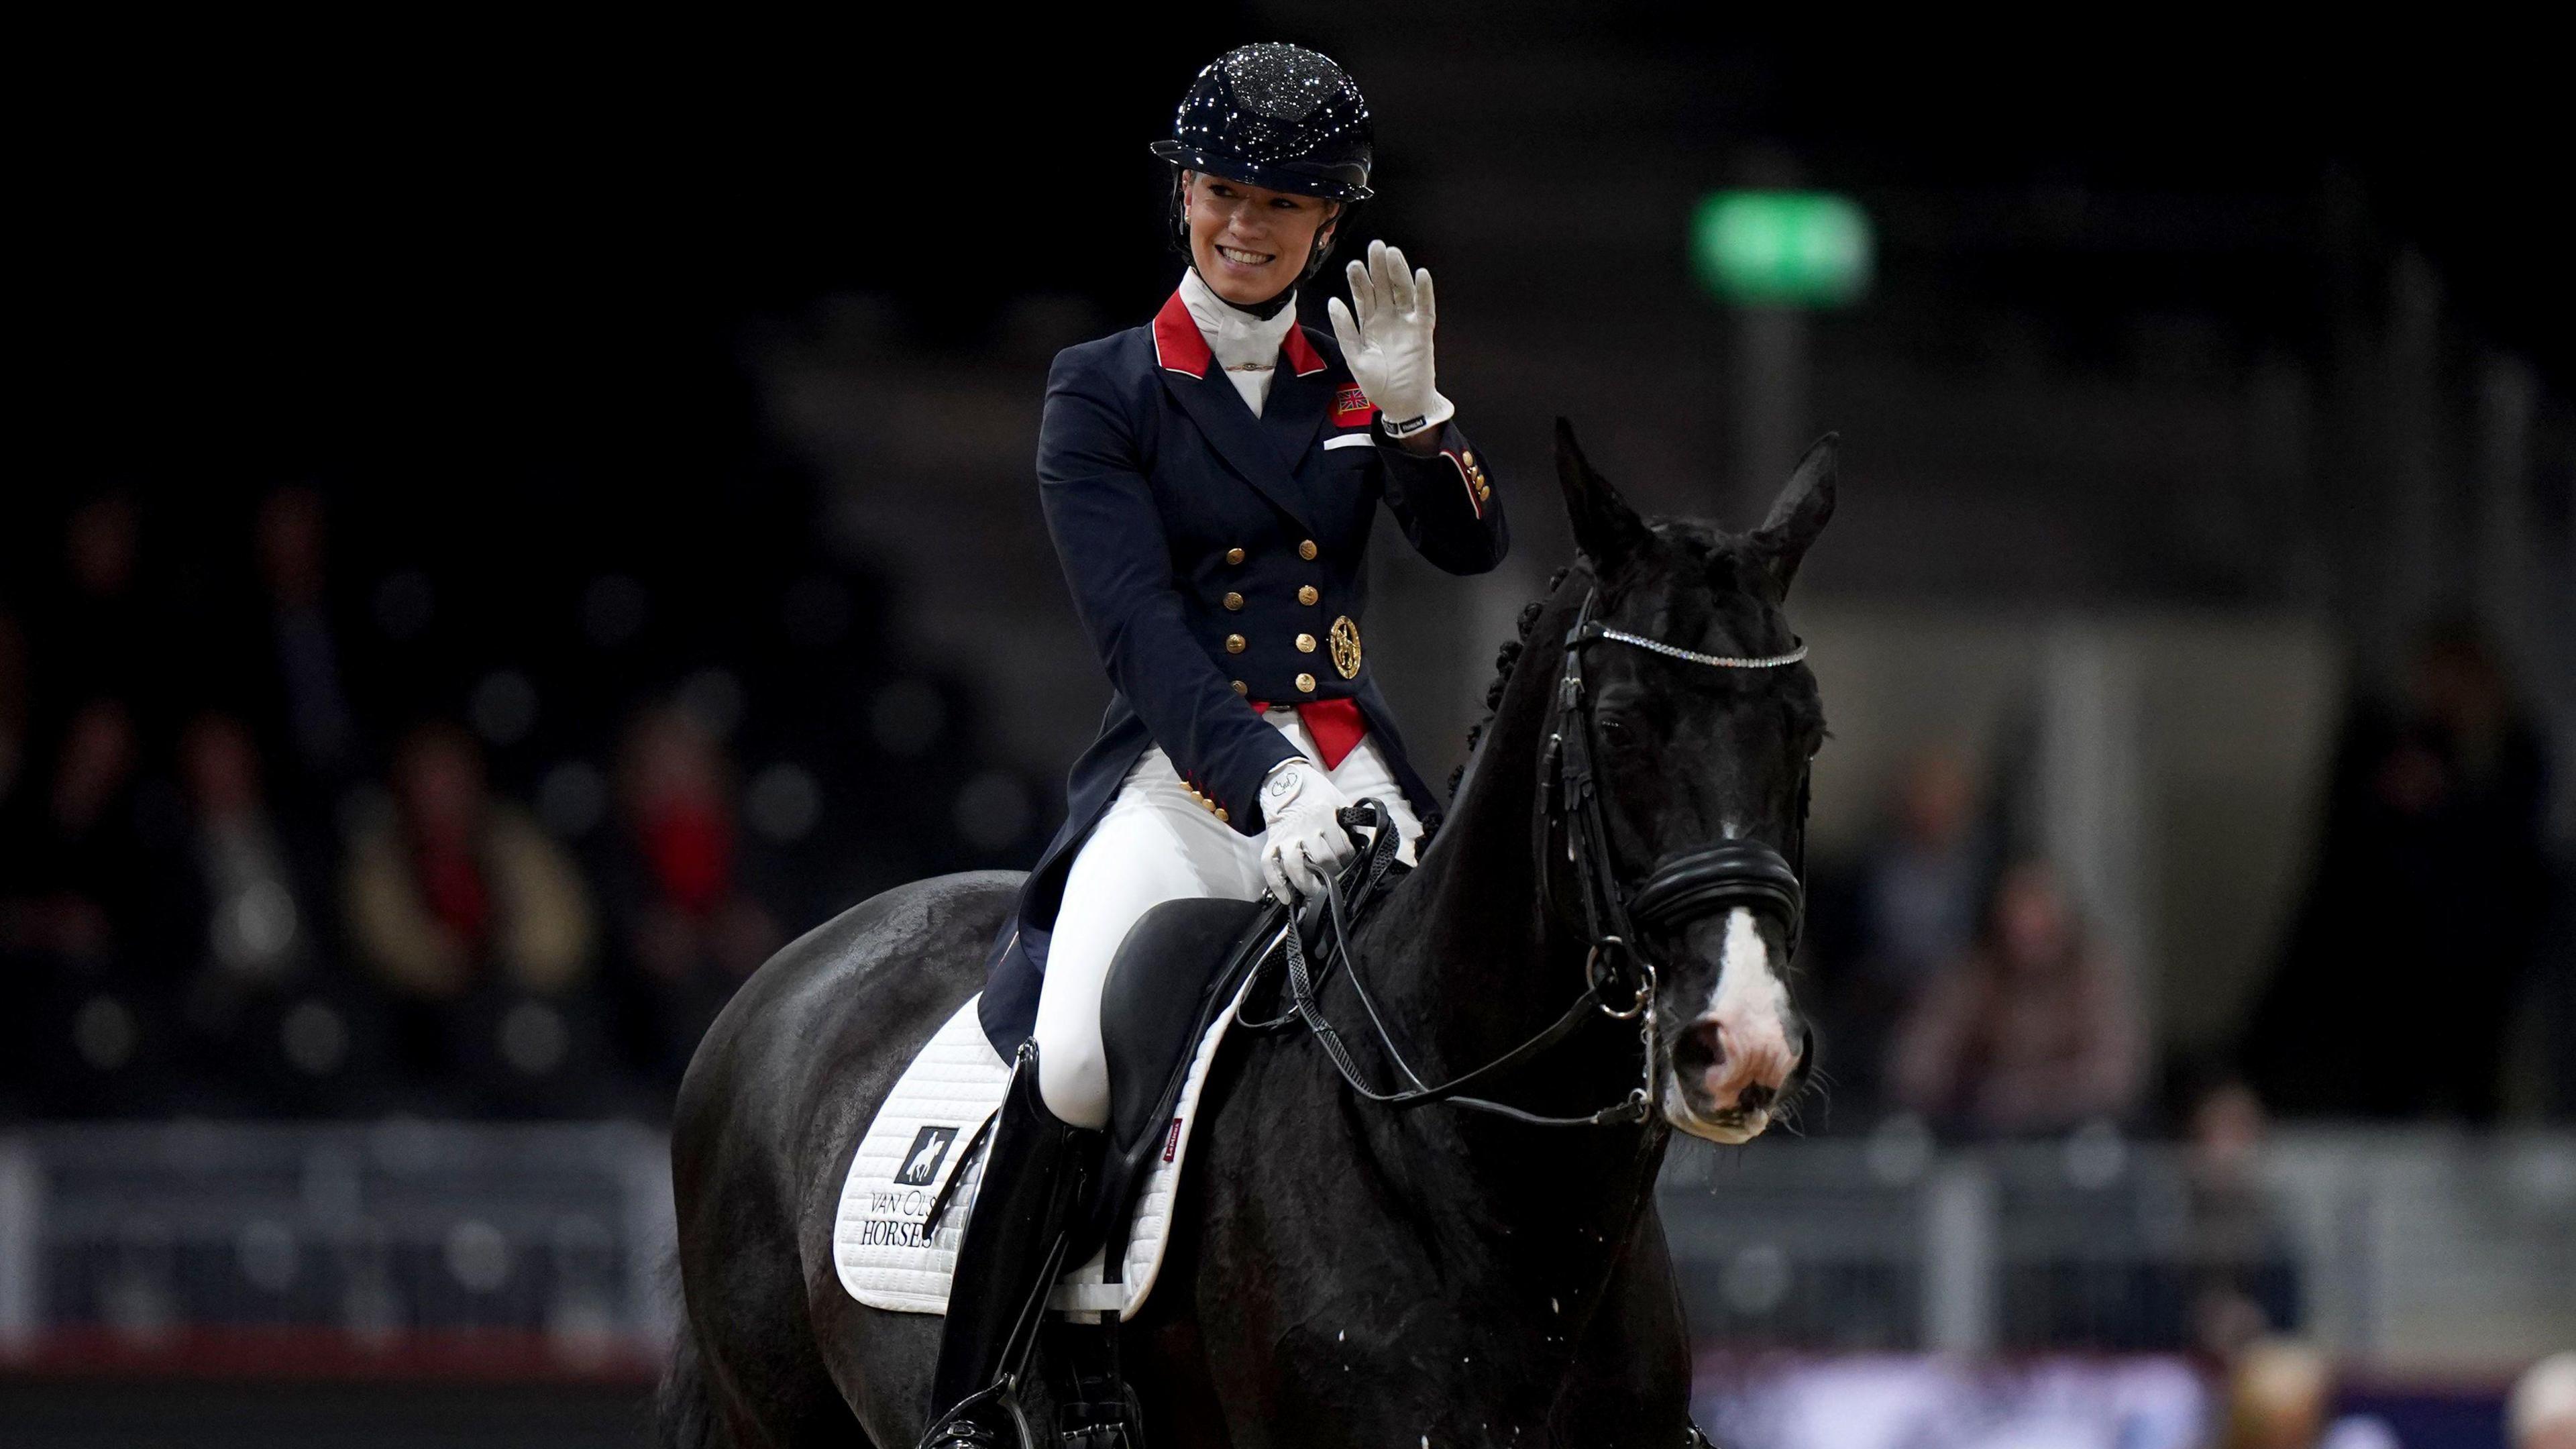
top-left (1246, 583), bottom-right (1813, 1130)
top-left (1547, 587), bottom-right (1813, 1021)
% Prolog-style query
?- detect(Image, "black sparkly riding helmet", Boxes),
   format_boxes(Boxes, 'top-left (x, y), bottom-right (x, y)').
top-left (1149, 42), bottom-right (1375, 203)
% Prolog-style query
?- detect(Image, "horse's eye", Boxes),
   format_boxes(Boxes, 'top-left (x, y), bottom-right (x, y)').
top-left (1599, 716), bottom-right (1634, 748)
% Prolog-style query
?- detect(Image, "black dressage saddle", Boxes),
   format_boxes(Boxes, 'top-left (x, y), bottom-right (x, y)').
top-left (1080, 853), bottom-right (1410, 1269)
top-left (1081, 896), bottom-right (1269, 1263)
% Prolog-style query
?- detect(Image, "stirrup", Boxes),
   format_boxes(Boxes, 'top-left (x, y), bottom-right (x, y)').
top-left (919, 1382), bottom-right (1032, 1449)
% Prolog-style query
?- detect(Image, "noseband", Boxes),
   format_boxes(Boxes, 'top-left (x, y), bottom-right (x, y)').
top-left (1623, 841), bottom-right (1805, 947)
top-left (1546, 588), bottom-right (1812, 999)
top-left (1248, 582), bottom-right (1814, 1130)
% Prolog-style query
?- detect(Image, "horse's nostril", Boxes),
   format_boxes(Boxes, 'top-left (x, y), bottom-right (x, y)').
top-left (1786, 1023), bottom-right (1816, 1088)
top-left (1675, 1020), bottom-right (1727, 1072)
top-left (1737, 1083), bottom-right (1776, 1115)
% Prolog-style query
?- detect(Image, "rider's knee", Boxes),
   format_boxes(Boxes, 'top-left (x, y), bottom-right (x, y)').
top-left (1034, 1039), bottom-right (1111, 1130)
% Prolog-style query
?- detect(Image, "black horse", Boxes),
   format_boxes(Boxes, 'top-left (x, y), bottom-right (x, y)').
top-left (665, 421), bottom-right (1836, 1448)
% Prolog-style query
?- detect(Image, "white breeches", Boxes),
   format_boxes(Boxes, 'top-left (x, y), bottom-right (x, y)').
top-left (1032, 706), bottom-right (1421, 1128)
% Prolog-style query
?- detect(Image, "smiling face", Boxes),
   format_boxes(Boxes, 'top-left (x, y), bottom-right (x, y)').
top-left (1181, 169), bottom-right (1340, 305)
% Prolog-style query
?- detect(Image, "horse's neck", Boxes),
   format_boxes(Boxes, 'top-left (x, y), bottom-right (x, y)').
top-left (1358, 585), bottom-right (1668, 1236)
top-left (1381, 592), bottom-right (1586, 1069)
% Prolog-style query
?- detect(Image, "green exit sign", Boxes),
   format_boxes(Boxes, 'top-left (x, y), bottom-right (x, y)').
top-left (1693, 191), bottom-right (1874, 307)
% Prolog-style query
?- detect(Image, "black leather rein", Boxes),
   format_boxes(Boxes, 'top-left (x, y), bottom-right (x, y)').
top-left (1246, 585), bottom-right (1813, 1130)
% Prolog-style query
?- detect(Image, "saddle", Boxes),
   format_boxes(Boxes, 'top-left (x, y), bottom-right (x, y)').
top-left (835, 839), bottom-right (1409, 1312)
top-left (834, 850), bottom-right (1403, 1448)
top-left (1085, 894), bottom-right (1272, 1253)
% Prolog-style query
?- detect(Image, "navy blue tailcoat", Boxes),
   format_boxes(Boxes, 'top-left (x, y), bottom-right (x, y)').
top-left (977, 285), bottom-right (1509, 1053)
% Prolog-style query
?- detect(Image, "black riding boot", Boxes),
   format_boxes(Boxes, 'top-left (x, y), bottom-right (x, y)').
top-left (918, 1043), bottom-right (1095, 1449)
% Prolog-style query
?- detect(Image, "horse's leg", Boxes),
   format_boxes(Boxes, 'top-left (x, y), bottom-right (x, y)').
top-left (784, 879), bottom-right (1028, 1444)
top-left (794, 1024), bottom-right (943, 1447)
top-left (679, 1254), bottom-right (861, 1449)
top-left (808, 1292), bottom-right (941, 1445)
top-left (1549, 1205), bottom-right (1696, 1448)
top-left (676, 1025), bottom-right (879, 1448)
top-left (672, 873), bottom-right (1024, 1447)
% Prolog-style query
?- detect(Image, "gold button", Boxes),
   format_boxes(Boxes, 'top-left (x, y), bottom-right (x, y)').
top-left (1298, 539), bottom-right (1318, 560)
top-left (1295, 633), bottom-right (1318, 653)
top-left (1297, 584), bottom-right (1319, 606)
top-left (1231, 679), bottom-right (1248, 696)
top-left (1225, 634), bottom-right (1246, 654)
top-left (1224, 591), bottom-right (1244, 610)
top-left (1478, 484), bottom-right (1492, 502)
top-left (1226, 547), bottom-right (1246, 565)
top-left (1202, 796), bottom-right (1216, 813)
top-left (1215, 807), bottom-right (1229, 824)
top-left (1462, 450), bottom-right (1476, 467)
top-left (1295, 672), bottom-right (1317, 693)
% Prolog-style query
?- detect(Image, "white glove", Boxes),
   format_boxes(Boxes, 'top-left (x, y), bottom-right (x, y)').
top-left (1256, 757), bottom-right (1360, 901)
top-left (1326, 239), bottom-right (1454, 441)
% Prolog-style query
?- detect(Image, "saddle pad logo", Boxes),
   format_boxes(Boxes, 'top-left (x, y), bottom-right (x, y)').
top-left (1333, 385), bottom-right (1376, 426)
top-left (1162, 1118), bottom-right (1185, 1164)
top-left (895, 1125), bottom-right (959, 1187)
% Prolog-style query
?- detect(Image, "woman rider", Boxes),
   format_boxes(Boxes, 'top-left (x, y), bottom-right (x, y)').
top-left (924, 43), bottom-right (1508, 1446)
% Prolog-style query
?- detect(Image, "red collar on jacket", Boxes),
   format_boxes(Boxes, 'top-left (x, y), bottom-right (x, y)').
top-left (1152, 287), bottom-right (1328, 379)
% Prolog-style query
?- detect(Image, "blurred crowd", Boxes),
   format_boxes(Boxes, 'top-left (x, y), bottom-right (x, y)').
top-left (2243, 621), bottom-right (2562, 1121)
top-left (2, 489), bottom-right (2566, 1150)
top-left (1788, 625), bottom-right (2563, 1356)
top-left (4, 489), bottom-right (2567, 1373)
top-left (1806, 616), bottom-right (2564, 1141)
top-left (0, 488), bottom-right (1045, 1121)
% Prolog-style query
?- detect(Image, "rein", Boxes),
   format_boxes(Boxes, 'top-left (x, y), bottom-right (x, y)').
top-left (1246, 584), bottom-right (1813, 1130)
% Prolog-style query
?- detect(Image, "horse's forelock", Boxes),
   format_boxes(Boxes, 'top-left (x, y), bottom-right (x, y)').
top-left (1609, 522), bottom-right (1794, 654)
top-left (1446, 523), bottom-right (1791, 806)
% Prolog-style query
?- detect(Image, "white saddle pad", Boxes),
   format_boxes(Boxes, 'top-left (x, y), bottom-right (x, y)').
top-left (832, 981), bottom-right (1250, 1320)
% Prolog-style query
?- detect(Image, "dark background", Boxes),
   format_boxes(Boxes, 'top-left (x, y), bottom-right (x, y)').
top-left (23, 14), bottom-right (2570, 494)
top-left (6, 8), bottom-right (2571, 1443)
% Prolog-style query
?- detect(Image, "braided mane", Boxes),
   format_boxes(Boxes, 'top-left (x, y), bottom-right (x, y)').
top-left (1413, 564), bottom-right (1576, 849)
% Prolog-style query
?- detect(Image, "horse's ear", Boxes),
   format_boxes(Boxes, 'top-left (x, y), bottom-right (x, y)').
top-left (1753, 433), bottom-right (1837, 595)
top-left (1554, 418), bottom-right (1650, 563)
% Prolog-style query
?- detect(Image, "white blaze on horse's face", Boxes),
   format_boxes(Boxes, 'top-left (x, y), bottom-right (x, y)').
top-left (1664, 906), bottom-right (1799, 1143)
